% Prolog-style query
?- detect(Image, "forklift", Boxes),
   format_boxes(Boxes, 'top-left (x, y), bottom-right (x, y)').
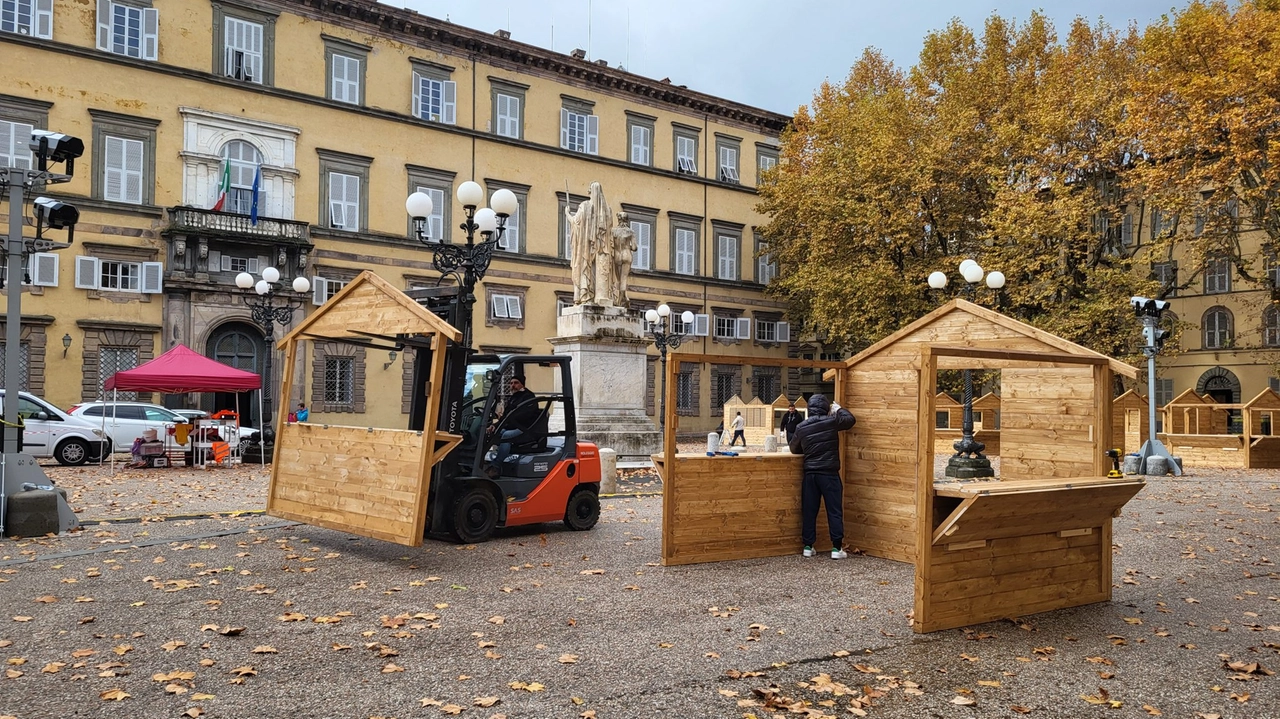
top-left (405, 286), bottom-right (601, 543)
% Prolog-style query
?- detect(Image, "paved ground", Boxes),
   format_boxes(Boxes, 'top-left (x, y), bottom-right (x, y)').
top-left (0, 462), bottom-right (1276, 718)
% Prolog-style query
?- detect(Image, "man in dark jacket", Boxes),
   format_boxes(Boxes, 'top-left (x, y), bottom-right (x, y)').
top-left (787, 394), bottom-right (856, 559)
top-left (780, 404), bottom-right (802, 442)
top-left (489, 374), bottom-right (541, 477)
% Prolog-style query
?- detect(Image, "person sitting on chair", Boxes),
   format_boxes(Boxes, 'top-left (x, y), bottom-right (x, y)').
top-left (488, 374), bottom-right (541, 478)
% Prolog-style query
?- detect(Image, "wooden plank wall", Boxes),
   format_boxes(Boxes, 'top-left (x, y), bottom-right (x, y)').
top-left (999, 367), bottom-right (1097, 481)
top-left (268, 423), bottom-right (428, 545)
top-left (1160, 433), bottom-right (1246, 468)
top-left (661, 454), bottom-right (829, 565)
top-left (1248, 436), bottom-right (1280, 468)
top-left (300, 281), bottom-right (437, 339)
top-left (917, 482), bottom-right (1142, 632)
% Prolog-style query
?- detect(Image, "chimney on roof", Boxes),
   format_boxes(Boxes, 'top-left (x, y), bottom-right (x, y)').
top-left (494, 29), bottom-right (511, 39)
top-left (660, 77), bottom-right (671, 84)
top-left (571, 48), bottom-right (586, 60)
top-left (594, 58), bottom-right (608, 66)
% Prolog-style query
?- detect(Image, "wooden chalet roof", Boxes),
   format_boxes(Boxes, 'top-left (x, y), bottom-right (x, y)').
top-left (277, 270), bottom-right (461, 347)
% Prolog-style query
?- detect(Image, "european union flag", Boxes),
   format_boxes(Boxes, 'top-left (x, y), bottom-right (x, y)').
top-left (250, 164), bottom-right (261, 226)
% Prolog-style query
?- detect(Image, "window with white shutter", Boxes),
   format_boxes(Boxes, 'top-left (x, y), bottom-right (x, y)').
top-left (630, 124), bottom-right (651, 165)
top-left (757, 237), bottom-right (777, 284)
top-left (330, 54), bottom-right (360, 105)
top-left (717, 235), bottom-right (738, 280)
top-left (416, 185), bottom-right (446, 241)
top-left (414, 73), bottom-right (456, 124)
top-left (718, 144), bottom-right (739, 183)
top-left (328, 171), bottom-right (359, 231)
top-left (102, 134), bottom-right (144, 204)
top-left (497, 200), bottom-right (520, 251)
top-left (0, 120), bottom-right (33, 169)
top-left (560, 108), bottom-right (597, 154)
top-left (494, 92), bottom-right (520, 138)
top-left (30, 252), bottom-right (57, 287)
top-left (675, 134), bottom-right (698, 174)
top-left (100, 2), bottom-right (158, 61)
top-left (692, 313), bottom-right (710, 337)
top-left (3, 0), bottom-right (52, 38)
top-left (223, 16), bottom-right (263, 83)
top-left (490, 293), bottom-right (523, 319)
top-left (630, 220), bottom-right (651, 271)
top-left (674, 227), bottom-right (697, 276)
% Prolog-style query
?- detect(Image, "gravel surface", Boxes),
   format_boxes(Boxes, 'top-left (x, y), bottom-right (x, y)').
top-left (0, 464), bottom-right (1276, 718)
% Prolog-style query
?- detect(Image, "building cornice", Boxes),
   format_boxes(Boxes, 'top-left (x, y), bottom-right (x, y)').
top-left (283, 0), bottom-right (791, 133)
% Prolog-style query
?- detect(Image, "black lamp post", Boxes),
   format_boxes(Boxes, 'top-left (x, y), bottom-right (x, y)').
top-left (644, 304), bottom-right (696, 436)
top-left (234, 267), bottom-right (310, 426)
top-left (406, 182), bottom-right (517, 349)
top-left (928, 261), bottom-right (1005, 479)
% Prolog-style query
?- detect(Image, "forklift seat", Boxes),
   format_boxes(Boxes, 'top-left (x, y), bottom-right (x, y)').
top-left (500, 436), bottom-right (567, 483)
top-left (510, 402), bottom-right (552, 454)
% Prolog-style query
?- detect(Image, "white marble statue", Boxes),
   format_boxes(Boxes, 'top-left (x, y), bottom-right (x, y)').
top-left (564, 183), bottom-right (633, 307)
top-left (611, 212), bottom-right (637, 308)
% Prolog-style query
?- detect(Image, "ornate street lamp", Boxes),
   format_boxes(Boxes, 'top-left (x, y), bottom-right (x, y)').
top-left (406, 182), bottom-right (517, 349)
top-left (644, 303), bottom-right (696, 437)
top-left (928, 261), bottom-right (1005, 479)
top-left (234, 267), bottom-right (310, 426)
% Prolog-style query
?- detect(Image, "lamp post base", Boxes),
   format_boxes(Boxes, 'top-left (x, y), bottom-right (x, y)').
top-left (945, 454), bottom-right (995, 479)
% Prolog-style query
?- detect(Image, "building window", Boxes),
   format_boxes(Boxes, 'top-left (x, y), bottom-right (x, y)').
top-left (0, 342), bottom-right (30, 391)
top-left (98, 346), bottom-right (138, 400)
top-left (676, 367), bottom-right (696, 416)
top-left (1203, 306), bottom-right (1234, 350)
top-left (1267, 253), bottom-right (1280, 290)
top-left (90, 110), bottom-right (158, 206)
top-left (716, 234), bottom-right (738, 280)
top-left (490, 78), bottom-right (526, 140)
top-left (1150, 207), bottom-right (1177, 239)
top-left (74, 255), bottom-right (162, 294)
top-left (324, 355), bottom-right (354, 405)
top-left (713, 370), bottom-right (737, 411)
top-left (1, 118), bottom-right (33, 169)
top-left (318, 150), bottom-right (371, 232)
top-left (1266, 307), bottom-right (1280, 348)
top-left (216, 139), bottom-right (263, 214)
top-left (0, 252), bottom-right (58, 288)
top-left (96, 0), bottom-right (157, 60)
top-left (221, 255), bottom-right (257, 274)
top-left (222, 17), bottom-right (263, 83)
top-left (757, 236), bottom-right (777, 284)
top-left (1204, 256), bottom-right (1231, 294)
top-left (630, 218), bottom-right (652, 270)
top-left (1122, 212), bottom-right (1134, 246)
top-left (3, 0), bottom-right (52, 38)
top-left (671, 218), bottom-right (700, 276)
top-left (757, 147), bottom-right (778, 181)
top-left (674, 126), bottom-right (699, 174)
top-left (488, 182), bottom-right (528, 253)
top-left (716, 136), bottom-right (741, 184)
top-left (755, 371), bottom-right (779, 403)
top-left (310, 276), bottom-right (347, 305)
top-left (560, 97), bottom-right (598, 155)
top-left (1152, 261), bottom-right (1177, 298)
top-left (714, 315), bottom-right (736, 340)
top-left (486, 285), bottom-right (527, 328)
top-left (324, 37), bottom-right (368, 106)
top-left (1155, 378), bottom-right (1174, 410)
top-left (627, 112), bottom-right (654, 167)
top-left (408, 165), bottom-right (455, 243)
top-left (412, 61), bottom-right (457, 125)
top-left (756, 319), bottom-right (789, 344)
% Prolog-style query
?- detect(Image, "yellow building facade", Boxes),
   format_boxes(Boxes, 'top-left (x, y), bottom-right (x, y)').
top-left (0, 0), bottom-right (801, 434)
top-left (1127, 206), bottom-right (1280, 422)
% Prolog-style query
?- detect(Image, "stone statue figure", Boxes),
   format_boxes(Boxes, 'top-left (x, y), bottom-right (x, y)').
top-left (564, 182), bottom-right (614, 305)
top-left (611, 212), bottom-right (637, 308)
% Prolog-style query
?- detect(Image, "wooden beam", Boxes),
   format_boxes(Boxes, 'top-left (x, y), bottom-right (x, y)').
top-left (414, 332), bottom-right (450, 544)
top-left (266, 337), bottom-right (299, 518)
top-left (666, 351), bottom-right (845, 371)
top-left (913, 345), bottom-right (937, 631)
top-left (929, 345), bottom-right (1110, 366)
top-left (661, 354), bottom-right (680, 564)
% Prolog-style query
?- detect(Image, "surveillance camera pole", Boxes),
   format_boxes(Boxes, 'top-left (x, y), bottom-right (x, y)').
top-left (2, 165), bottom-right (80, 537)
top-left (1137, 310), bottom-right (1181, 476)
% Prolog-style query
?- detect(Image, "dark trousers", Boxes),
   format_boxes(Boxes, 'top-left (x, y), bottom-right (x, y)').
top-left (802, 471), bottom-right (844, 549)
top-left (730, 430), bottom-right (746, 446)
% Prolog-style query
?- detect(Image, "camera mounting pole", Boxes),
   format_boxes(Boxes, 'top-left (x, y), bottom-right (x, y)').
top-left (1131, 296), bottom-right (1181, 476)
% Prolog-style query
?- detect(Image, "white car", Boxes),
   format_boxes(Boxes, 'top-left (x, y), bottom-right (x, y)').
top-left (67, 402), bottom-right (259, 453)
top-left (0, 390), bottom-right (112, 466)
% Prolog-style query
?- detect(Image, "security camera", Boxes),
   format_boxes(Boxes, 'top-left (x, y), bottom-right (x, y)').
top-left (29, 130), bottom-right (84, 174)
top-left (34, 197), bottom-right (78, 230)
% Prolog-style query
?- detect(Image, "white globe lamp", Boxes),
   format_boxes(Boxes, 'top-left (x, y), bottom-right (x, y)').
top-left (261, 266), bottom-right (280, 283)
top-left (986, 271), bottom-right (1006, 289)
top-left (927, 271), bottom-right (947, 289)
top-left (456, 181), bottom-right (484, 208)
top-left (961, 262), bottom-right (984, 284)
top-left (645, 309), bottom-right (660, 324)
top-left (235, 272), bottom-right (254, 289)
top-left (657, 304), bottom-right (671, 317)
top-left (405, 191), bottom-right (434, 219)
top-left (292, 277), bottom-right (311, 294)
top-left (254, 280), bottom-right (270, 295)
top-left (681, 310), bottom-right (695, 325)
top-left (474, 207), bottom-right (498, 233)
top-left (490, 188), bottom-right (518, 217)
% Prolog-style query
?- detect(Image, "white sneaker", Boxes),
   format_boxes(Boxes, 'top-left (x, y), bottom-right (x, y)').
top-left (831, 549), bottom-right (848, 560)
top-left (803, 546), bottom-right (816, 557)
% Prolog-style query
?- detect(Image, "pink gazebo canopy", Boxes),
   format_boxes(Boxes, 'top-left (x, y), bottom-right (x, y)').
top-left (103, 344), bottom-right (261, 393)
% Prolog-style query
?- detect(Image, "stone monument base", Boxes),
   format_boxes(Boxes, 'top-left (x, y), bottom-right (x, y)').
top-left (550, 304), bottom-right (662, 460)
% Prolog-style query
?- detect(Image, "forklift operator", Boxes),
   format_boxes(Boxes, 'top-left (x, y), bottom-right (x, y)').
top-left (488, 374), bottom-right (541, 476)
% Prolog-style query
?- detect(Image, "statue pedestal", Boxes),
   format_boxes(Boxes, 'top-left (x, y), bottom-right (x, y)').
top-left (550, 304), bottom-right (661, 460)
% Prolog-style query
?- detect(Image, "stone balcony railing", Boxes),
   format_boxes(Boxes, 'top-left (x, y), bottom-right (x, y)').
top-left (166, 206), bottom-right (311, 245)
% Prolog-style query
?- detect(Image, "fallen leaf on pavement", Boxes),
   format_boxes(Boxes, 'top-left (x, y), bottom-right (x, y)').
top-left (559, 654), bottom-right (579, 664)
top-left (99, 689), bottom-right (130, 701)
top-left (474, 696), bottom-right (500, 707)
top-left (951, 696), bottom-right (976, 706)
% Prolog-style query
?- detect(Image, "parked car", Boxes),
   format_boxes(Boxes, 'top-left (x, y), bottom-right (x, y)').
top-left (173, 409), bottom-right (210, 422)
top-left (0, 390), bottom-right (112, 466)
top-left (67, 402), bottom-right (258, 453)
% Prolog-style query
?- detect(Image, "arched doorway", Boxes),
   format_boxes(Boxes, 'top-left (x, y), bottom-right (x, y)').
top-left (206, 322), bottom-right (266, 429)
top-left (1197, 366), bottom-right (1242, 434)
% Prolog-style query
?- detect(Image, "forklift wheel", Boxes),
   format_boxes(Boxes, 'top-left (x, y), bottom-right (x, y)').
top-left (452, 486), bottom-right (498, 543)
top-left (563, 487), bottom-right (600, 531)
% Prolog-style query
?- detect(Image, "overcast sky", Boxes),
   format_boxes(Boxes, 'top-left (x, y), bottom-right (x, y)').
top-left (393, 1), bottom-right (1177, 116)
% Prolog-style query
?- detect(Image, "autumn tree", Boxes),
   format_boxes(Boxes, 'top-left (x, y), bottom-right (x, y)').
top-left (1126, 0), bottom-right (1280, 293)
top-left (758, 14), bottom-right (1159, 359)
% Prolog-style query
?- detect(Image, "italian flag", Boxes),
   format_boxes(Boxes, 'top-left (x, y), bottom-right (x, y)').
top-left (211, 160), bottom-right (231, 211)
